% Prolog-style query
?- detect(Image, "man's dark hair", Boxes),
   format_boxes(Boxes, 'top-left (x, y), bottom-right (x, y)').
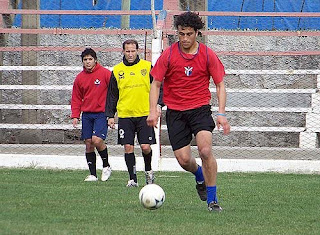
top-left (122, 39), bottom-right (139, 50)
top-left (81, 48), bottom-right (97, 61)
top-left (174, 12), bottom-right (204, 32)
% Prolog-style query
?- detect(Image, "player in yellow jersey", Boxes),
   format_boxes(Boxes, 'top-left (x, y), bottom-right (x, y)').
top-left (105, 39), bottom-right (162, 187)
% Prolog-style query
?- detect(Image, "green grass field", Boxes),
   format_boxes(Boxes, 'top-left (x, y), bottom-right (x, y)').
top-left (1, 168), bottom-right (319, 235)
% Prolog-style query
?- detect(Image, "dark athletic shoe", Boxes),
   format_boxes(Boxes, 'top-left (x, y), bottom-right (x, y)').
top-left (207, 201), bottom-right (223, 212)
top-left (196, 182), bottom-right (207, 201)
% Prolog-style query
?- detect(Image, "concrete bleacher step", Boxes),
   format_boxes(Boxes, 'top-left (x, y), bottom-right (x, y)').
top-left (0, 68), bottom-right (319, 148)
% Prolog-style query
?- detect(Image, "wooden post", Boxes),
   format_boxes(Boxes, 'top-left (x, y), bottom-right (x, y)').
top-left (21, 0), bottom-right (39, 124)
top-left (0, 0), bottom-right (11, 123)
top-left (121, 0), bottom-right (130, 29)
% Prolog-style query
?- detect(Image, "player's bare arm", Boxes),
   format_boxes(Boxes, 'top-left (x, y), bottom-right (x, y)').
top-left (147, 80), bottom-right (162, 128)
top-left (215, 81), bottom-right (230, 135)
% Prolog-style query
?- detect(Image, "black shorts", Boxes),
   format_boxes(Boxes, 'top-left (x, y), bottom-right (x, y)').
top-left (118, 116), bottom-right (156, 145)
top-left (166, 105), bottom-right (215, 151)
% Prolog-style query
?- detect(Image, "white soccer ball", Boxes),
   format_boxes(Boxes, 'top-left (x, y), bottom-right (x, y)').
top-left (139, 184), bottom-right (165, 210)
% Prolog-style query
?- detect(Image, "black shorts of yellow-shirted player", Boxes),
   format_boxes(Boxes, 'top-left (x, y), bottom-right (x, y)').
top-left (118, 117), bottom-right (156, 187)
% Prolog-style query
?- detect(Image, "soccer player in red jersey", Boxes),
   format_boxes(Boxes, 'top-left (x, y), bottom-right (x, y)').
top-left (71, 48), bottom-right (112, 182)
top-left (147, 12), bottom-right (230, 212)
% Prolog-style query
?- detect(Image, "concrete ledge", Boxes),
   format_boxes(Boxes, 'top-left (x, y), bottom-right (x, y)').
top-left (1, 154), bottom-right (319, 174)
top-left (1, 144), bottom-right (319, 160)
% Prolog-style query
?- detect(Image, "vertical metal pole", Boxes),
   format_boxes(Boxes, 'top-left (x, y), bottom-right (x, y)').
top-left (151, 9), bottom-right (167, 171)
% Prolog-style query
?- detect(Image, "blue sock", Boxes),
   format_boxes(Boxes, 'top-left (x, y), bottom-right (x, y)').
top-left (207, 186), bottom-right (218, 204)
top-left (193, 165), bottom-right (204, 183)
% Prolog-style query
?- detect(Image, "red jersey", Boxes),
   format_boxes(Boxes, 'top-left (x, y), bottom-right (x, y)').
top-left (71, 63), bottom-right (111, 118)
top-left (151, 42), bottom-right (225, 111)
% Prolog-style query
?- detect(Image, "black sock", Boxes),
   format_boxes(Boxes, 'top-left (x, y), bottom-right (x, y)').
top-left (85, 152), bottom-right (96, 177)
top-left (125, 152), bottom-right (137, 183)
top-left (143, 150), bottom-right (152, 171)
top-left (98, 147), bottom-right (110, 168)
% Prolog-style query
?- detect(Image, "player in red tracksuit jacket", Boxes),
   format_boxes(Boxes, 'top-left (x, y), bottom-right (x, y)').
top-left (71, 48), bottom-right (112, 182)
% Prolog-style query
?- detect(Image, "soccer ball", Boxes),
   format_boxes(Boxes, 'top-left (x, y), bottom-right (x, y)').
top-left (139, 184), bottom-right (165, 210)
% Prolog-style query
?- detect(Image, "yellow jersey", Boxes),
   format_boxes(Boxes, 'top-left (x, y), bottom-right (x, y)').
top-left (112, 59), bottom-right (152, 118)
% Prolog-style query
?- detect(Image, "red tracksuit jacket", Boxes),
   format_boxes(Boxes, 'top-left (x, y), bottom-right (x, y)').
top-left (71, 63), bottom-right (111, 118)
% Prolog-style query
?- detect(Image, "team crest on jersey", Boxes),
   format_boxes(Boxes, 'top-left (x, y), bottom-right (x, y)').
top-left (118, 70), bottom-right (125, 79)
top-left (184, 66), bottom-right (193, 76)
top-left (94, 79), bottom-right (101, 85)
top-left (141, 69), bottom-right (147, 76)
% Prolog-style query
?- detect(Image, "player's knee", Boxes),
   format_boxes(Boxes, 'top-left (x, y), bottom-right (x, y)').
top-left (140, 144), bottom-right (151, 153)
top-left (198, 146), bottom-right (212, 160)
top-left (176, 155), bottom-right (191, 169)
top-left (91, 136), bottom-right (104, 148)
top-left (124, 144), bottom-right (134, 153)
top-left (85, 139), bottom-right (92, 146)
top-left (85, 140), bottom-right (94, 152)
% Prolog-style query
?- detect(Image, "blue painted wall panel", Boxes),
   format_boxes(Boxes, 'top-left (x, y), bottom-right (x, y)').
top-left (13, 0), bottom-right (319, 30)
top-left (208, 0), bottom-right (320, 30)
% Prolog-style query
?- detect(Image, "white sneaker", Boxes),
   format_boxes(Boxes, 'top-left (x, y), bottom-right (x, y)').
top-left (145, 170), bottom-right (155, 184)
top-left (84, 175), bottom-right (98, 182)
top-left (126, 179), bottom-right (139, 187)
top-left (101, 166), bottom-right (112, 181)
